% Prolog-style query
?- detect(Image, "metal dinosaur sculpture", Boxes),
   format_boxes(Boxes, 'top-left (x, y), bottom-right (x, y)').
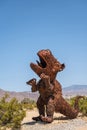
top-left (27, 49), bottom-right (82, 123)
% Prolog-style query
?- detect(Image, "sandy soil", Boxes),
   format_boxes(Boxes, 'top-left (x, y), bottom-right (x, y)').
top-left (21, 109), bottom-right (87, 130)
top-left (76, 116), bottom-right (87, 130)
top-left (21, 108), bottom-right (69, 125)
top-left (76, 126), bottom-right (87, 130)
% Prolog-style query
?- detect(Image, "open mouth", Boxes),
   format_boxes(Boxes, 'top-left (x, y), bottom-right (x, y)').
top-left (36, 55), bottom-right (47, 68)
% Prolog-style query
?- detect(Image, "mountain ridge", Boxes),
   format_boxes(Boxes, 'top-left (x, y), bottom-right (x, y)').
top-left (0, 85), bottom-right (87, 101)
top-left (63, 85), bottom-right (87, 98)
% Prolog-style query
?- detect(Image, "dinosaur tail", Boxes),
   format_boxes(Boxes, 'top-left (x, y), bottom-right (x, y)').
top-left (56, 96), bottom-right (84, 119)
top-left (65, 95), bottom-right (84, 119)
top-left (74, 96), bottom-right (84, 112)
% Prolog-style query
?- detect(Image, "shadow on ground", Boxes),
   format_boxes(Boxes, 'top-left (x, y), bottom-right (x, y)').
top-left (21, 116), bottom-right (70, 126)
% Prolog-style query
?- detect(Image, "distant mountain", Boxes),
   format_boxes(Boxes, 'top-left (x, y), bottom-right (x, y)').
top-left (63, 85), bottom-right (87, 98)
top-left (0, 85), bottom-right (87, 101)
top-left (0, 88), bottom-right (39, 102)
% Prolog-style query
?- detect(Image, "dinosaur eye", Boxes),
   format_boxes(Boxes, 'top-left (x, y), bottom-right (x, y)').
top-left (46, 49), bottom-right (50, 53)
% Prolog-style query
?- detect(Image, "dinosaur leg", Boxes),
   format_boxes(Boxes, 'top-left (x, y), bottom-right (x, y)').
top-left (32, 96), bottom-right (45, 121)
top-left (41, 97), bottom-right (55, 123)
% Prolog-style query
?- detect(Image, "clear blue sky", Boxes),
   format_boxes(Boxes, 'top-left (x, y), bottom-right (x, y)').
top-left (0, 0), bottom-right (87, 92)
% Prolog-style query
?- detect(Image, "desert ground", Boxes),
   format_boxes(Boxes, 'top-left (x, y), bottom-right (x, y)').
top-left (21, 109), bottom-right (87, 130)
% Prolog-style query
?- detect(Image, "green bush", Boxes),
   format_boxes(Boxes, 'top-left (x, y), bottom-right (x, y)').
top-left (0, 94), bottom-right (26, 129)
top-left (79, 96), bottom-right (87, 116)
top-left (21, 98), bottom-right (36, 110)
top-left (69, 96), bottom-right (87, 116)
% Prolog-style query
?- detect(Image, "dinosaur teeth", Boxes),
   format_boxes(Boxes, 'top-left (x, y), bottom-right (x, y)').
top-left (36, 60), bottom-right (42, 67)
top-left (36, 60), bottom-right (40, 65)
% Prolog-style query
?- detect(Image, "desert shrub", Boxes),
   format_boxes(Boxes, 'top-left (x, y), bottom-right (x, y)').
top-left (68, 97), bottom-right (76, 107)
top-left (0, 94), bottom-right (26, 129)
top-left (79, 96), bottom-right (87, 116)
top-left (69, 96), bottom-right (87, 116)
top-left (21, 98), bottom-right (36, 110)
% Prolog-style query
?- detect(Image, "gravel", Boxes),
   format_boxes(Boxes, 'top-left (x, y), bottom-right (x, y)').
top-left (21, 118), bottom-right (87, 130)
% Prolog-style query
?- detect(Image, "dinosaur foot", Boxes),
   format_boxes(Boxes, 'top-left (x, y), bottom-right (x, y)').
top-left (41, 115), bottom-right (53, 123)
top-left (32, 116), bottom-right (42, 121)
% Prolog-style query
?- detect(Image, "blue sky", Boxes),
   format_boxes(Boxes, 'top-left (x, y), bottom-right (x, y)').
top-left (0, 0), bottom-right (87, 92)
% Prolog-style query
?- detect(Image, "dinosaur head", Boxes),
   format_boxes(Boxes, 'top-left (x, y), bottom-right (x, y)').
top-left (30, 49), bottom-right (65, 81)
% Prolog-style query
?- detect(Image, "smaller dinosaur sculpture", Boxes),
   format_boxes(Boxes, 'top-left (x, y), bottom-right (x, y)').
top-left (27, 49), bottom-right (83, 123)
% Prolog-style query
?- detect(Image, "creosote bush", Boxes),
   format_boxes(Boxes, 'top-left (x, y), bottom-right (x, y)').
top-left (69, 96), bottom-right (87, 116)
top-left (21, 98), bottom-right (36, 110)
top-left (0, 94), bottom-right (26, 129)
